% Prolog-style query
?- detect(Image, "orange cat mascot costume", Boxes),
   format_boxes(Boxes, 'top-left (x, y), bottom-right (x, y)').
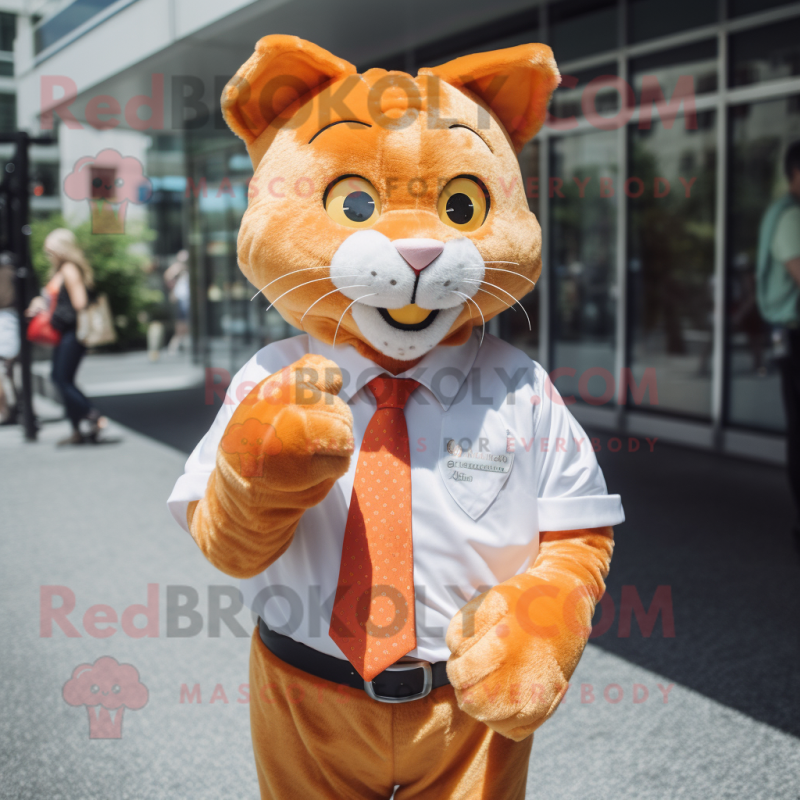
top-left (168, 35), bottom-right (624, 799)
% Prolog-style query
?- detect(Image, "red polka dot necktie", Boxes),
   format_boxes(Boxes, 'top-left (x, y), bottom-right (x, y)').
top-left (330, 376), bottom-right (420, 681)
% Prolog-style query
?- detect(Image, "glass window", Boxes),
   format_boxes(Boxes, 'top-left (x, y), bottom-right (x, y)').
top-left (186, 134), bottom-right (279, 372)
top-left (628, 0), bottom-right (717, 44)
top-left (30, 162), bottom-right (59, 197)
top-left (0, 59), bottom-right (12, 77)
top-left (549, 0), bottom-right (618, 64)
top-left (630, 40), bottom-right (718, 104)
top-left (500, 139), bottom-right (540, 361)
top-left (549, 130), bottom-right (618, 403)
top-left (418, 29), bottom-right (540, 68)
top-left (0, 93), bottom-right (15, 133)
top-left (730, 0), bottom-right (797, 18)
top-left (0, 12), bottom-right (14, 52)
top-left (415, 8), bottom-right (538, 69)
top-left (627, 111), bottom-right (717, 419)
top-left (725, 97), bottom-right (800, 432)
top-left (729, 18), bottom-right (800, 88)
top-left (549, 63), bottom-right (619, 130)
top-left (34, 0), bottom-right (118, 54)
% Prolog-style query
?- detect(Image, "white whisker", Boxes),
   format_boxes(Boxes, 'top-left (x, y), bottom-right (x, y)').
top-left (473, 285), bottom-right (516, 311)
top-left (301, 284), bottom-right (370, 321)
top-left (333, 293), bottom-right (378, 348)
top-left (451, 290), bottom-right (485, 347)
top-left (250, 266), bottom-right (336, 301)
top-left (461, 279), bottom-right (531, 331)
top-left (262, 276), bottom-right (355, 314)
top-left (264, 275), bottom-right (357, 314)
top-left (458, 293), bottom-right (475, 321)
top-left (464, 266), bottom-right (536, 286)
top-left (483, 260), bottom-right (520, 265)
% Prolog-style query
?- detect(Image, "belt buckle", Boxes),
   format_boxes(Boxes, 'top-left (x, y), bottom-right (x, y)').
top-left (364, 661), bottom-right (433, 703)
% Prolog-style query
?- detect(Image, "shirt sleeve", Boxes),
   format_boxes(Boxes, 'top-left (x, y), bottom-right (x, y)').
top-left (771, 206), bottom-right (800, 264)
top-left (533, 367), bottom-right (625, 532)
top-left (166, 384), bottom-right (238, 533)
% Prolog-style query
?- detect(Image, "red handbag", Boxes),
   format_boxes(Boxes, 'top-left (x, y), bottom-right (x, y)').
top-left (26, 288), bottom-right (62, 346)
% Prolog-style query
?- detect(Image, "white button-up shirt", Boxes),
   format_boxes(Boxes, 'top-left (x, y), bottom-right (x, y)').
top-left (168, 331), bottom-right (624, 662)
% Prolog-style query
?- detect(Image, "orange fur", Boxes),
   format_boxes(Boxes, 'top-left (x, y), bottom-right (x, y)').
top-left (188, 355), bottom-right (353, 578)
top-left (224, 36), bottom-right (558, 369)
top-left (446, 527), bottom-right (614, 740)
top-left (187, 36), bottom-right (614, 749)
top-left (422, 45), bottom-right (560, 153)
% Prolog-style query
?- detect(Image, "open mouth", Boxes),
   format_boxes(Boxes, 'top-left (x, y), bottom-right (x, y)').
top-left (378, 305), bottom-right (440, 332)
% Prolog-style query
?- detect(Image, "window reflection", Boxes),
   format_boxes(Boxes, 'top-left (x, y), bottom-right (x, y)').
top-left (549, 131), bottom-right (617, 401)
top-left (549, 64), bottom-right (619, 130)
top-left (188, 137), bottom-right (285, 370)
top-left (730, 18), bottom-right (800, 88)
top-left (549, 0), bottom-right (618, 64)
top-left (0, 92), bottom-right (15, 133)
top-left (629, 40), bottom-right (718, 103)
top-left (628, 0), bottom-right (717, 44)
top-left (726, 97), bottom-right (800, 432)
top-left (730, 0), bottom-right (797, 19)
top-left (0, 12), bottom-right (14, 52)
top-left (413, 8), bottom-right (538, 69)
top-left (628, 111), bottom-right (717, 418)
top-left (499, 140), bottom-right (540, 360)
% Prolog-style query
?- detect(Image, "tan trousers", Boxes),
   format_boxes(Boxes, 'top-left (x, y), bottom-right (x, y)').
top-left (249, 630), bottom-right (533, 799)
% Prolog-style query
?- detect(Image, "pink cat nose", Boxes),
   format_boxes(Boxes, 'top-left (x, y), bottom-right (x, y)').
top-left (393, 238), bottom-right (444, 272)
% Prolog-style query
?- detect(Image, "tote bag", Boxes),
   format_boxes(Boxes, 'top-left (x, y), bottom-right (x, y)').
top-left (76, 293), bottom-right (117, 347)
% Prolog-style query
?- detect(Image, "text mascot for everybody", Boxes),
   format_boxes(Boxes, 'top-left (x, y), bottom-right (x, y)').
top-left (168, 35), bottom-right (624, 800)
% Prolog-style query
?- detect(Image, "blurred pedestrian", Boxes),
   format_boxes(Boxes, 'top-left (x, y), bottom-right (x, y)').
top-left (0, 252), bottom-right (19, 424)
top-left (756, 141), bottom-right (800, 550)
top-left (26, 228), bottom-right (107, 445)
top-left (164, 249), bottom-right (190, 354)
top-left (141, 255), bottom-right (166, 361)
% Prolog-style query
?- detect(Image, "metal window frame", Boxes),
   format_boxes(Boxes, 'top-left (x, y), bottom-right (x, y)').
top-left (538, 1), bottom-right (551, 371)
top-left (712, 0), bottom-right (729, 444)
top-left (615, 0), bottom-right (628, 432)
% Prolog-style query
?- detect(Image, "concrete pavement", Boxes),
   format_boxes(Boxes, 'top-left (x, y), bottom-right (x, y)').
top-left (1, 402), bottom-right (255, 800)
top-left (31, 349), bottom-right (206, 400)
top-left (1, 397), bottom-right (799, 799)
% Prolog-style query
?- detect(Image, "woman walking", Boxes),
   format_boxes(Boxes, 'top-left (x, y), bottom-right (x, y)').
top-left (26, 229), bottom-right (106, 444)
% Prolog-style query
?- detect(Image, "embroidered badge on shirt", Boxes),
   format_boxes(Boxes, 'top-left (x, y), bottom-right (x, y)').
top-left (439, 419), bottom-right (516, 520)
top-left (444, 445), bottom-right (514, 479)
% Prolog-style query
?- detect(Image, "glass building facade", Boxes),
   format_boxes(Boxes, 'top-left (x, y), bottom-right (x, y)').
top-left (144, 0), bottom-right (800, 458)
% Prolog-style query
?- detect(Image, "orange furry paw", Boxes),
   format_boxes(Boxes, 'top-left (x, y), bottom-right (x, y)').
top-left (445, 574), bottom-right (594, 741)
top-left (218, 354), bottom-right (354, 492)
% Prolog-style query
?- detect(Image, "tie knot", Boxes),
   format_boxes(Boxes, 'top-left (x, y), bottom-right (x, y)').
top-left (367, 376), bottom-right (420, 410)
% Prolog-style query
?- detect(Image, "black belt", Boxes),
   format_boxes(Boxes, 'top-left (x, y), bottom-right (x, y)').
top-left (258, 617), bottom-right (450, 703)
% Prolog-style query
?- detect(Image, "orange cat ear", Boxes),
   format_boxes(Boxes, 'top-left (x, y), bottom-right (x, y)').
top-left (421, 44), bottom-right (559, 153)
top-left (222, 35), bottom-right (356, 146)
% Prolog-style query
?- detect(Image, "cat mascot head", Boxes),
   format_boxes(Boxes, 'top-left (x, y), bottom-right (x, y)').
top-left (222, 35), bottom-right (559, 371)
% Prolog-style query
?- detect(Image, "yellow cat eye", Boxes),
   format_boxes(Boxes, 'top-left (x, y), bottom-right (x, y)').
top-left (324, 176), bottom-right (381, 228)
top-left (437, 176), bottom-right (489, 232)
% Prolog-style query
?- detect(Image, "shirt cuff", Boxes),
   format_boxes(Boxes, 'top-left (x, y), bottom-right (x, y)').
top-left (167, 471), bottom-right (212, 533)
top-left (537, 494), bottom-right (625, 531)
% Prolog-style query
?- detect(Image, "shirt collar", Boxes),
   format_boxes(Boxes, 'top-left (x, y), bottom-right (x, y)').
top-left (308, 330), bottom-right (480, 411)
